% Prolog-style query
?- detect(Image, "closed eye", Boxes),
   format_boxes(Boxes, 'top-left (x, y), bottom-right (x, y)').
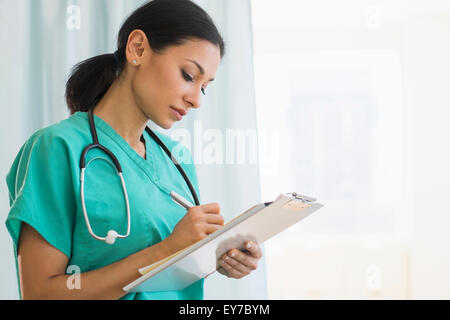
top-left (182, 69), bottom-right (207, 95)
top-left (181, 69), bottom-right (193, 82)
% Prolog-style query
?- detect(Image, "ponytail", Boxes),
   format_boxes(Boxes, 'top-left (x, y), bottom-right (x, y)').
top-left (65, 52), bottom-right (122, 114)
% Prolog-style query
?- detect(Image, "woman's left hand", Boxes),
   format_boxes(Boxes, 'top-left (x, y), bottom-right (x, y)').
top-left (218, 241), bottom-right (263, 279)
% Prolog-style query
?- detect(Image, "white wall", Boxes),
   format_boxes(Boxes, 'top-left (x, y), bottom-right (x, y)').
top-left (252, 0), bottom-right (450, 299)
top-left (404, 10), bottom-right (450, 299)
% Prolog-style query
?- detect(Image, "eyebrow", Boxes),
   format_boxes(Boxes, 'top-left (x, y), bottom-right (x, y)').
top-left (185, 59), bottom-right (215, 82)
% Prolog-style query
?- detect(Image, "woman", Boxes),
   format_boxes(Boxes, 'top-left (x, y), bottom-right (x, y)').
top-left (5, 0), bottom-right (262, 300)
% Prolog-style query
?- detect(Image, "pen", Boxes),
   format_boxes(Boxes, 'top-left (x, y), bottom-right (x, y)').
top-left (170, 191), bottom-right (195, 210)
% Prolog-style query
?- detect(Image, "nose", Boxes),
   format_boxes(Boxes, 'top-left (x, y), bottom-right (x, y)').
top-left (184, 87), bottom-right (202, 110)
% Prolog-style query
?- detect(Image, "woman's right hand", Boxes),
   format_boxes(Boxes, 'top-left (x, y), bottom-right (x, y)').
top-left (166, 203), bottom-right (224, 252)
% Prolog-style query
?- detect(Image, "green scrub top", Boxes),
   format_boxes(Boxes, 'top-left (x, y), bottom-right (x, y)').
top-left (5, 111), bottom-right (203, 300)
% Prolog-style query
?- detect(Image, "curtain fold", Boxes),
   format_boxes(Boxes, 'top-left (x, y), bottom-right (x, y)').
top-left (0, 0), bottom-right (266, 299)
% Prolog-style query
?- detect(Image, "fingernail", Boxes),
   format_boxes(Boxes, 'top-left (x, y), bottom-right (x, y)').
top-left (230, 252), bottom-right (235, 258)
top-left (224, 255), bottom-right (229, 261)
top-left (246, 242), bottom-right (252, 249)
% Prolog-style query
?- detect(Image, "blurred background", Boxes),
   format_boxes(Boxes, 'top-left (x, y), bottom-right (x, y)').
top-left (1, 0), bottom-right (449, 299)
top-left (252, 0), bottom-right (450, 299)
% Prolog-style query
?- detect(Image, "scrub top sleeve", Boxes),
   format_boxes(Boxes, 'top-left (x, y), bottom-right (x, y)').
top-left (5, 131), bottom-right (77, 259)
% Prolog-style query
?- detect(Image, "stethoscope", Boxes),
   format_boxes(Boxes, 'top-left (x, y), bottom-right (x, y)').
top-left (79, 108), bottom-right (200, 245)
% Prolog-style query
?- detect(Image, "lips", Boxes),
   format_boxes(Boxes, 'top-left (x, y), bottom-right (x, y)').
top-left (170, 106), bottom-right (186, 121)
top-left (171, 106), bottom-right (187, 116)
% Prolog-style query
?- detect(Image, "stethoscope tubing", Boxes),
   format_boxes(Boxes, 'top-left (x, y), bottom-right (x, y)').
top-left (79, 108), bottom-right (199, 244)
top-left (80, 159), bottom-right (131, 242)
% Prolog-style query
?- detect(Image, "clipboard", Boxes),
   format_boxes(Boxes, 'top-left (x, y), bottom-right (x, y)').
top-left (123, 192), bottom-right (324, 292)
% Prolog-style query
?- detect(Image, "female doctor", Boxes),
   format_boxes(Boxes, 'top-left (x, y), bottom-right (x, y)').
top-left (5, 0), bottom-right (262, 300)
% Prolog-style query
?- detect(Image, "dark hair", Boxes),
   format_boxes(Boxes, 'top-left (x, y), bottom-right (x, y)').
top-left (65, 0), bottom-right (225, 114)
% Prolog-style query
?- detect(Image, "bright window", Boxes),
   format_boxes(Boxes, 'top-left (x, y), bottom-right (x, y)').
top-left (251, 0), bottom-right (412, 299)
top-left (255, 50), bottom-right (408, 238)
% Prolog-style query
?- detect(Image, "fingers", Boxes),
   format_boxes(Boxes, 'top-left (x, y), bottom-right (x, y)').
top-left (229, 249), bottom-right (259, 271)
top-left (184, 203), bottom-right (223, 239)
top-left (219, 249), bottom-right (260, 279)
top-left (189, 203), bottom-right (223, 224)
top-left (220, 258), bottom-right (248, 279)
top-left (218, 242), bottom-right (263, 279)
top-left (244, 241), bottom-right (262, 259)
top-left (205, 213), bottom-right (224, 226)
top-left (204, 223), bottom-right (222, 235)
top-left (200, 202), bottom-right (221, 214)
top-left (203, 212), bottom-right (224, 234)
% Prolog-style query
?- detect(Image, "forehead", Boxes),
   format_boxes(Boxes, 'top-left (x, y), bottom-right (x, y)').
top-left (162, 39), bottom-right (221, 76)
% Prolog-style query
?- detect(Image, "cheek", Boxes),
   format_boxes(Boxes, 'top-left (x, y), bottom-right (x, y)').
top-left (132, 65), bottom-right (187, 115)
top-left (132, 68), bottom-right (163, 109)
top-left (161, 70), bottom-right (186, 97)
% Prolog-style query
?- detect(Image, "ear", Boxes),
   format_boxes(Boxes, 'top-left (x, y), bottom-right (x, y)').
top-left (126, 29), bottom-right (151, 65)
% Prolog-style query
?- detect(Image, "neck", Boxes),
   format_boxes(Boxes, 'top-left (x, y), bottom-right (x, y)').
top-left (93, 78), bottom-right (148, 148)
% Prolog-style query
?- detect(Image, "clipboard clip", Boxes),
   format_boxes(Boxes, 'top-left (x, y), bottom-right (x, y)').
top-left (288, 192), bottom-right (317, 203)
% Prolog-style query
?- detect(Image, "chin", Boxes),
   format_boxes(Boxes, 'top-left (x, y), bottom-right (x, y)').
top-left (157, 120), bottom-right (174, 130)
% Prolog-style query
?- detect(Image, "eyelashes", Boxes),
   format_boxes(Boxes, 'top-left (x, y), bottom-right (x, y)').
top-left (182, 70), bottom-right (206, 95)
